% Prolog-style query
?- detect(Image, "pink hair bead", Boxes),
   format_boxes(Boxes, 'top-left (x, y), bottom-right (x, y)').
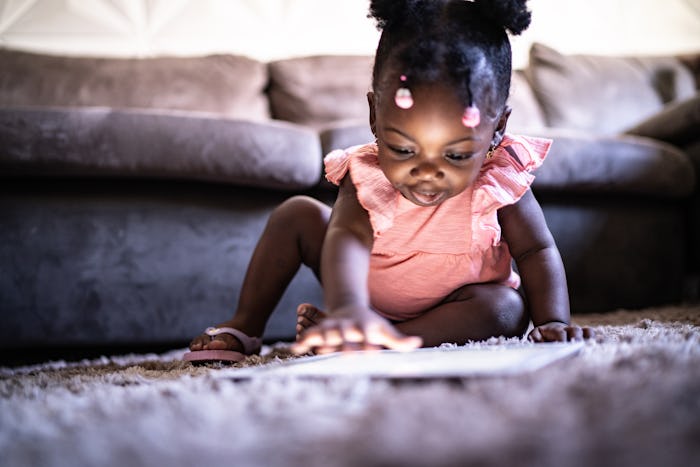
top-left (394, 74), bottom-right (414, 109)
top-left (461, 105), bottom-right (481, 127)
top-left (395, 88), bottom-right (414, 109)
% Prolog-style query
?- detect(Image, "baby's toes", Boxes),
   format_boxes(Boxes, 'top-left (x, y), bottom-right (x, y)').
top-left (296, 304), bottom-right (328, 339)
top-left (296, 320), bottom-right (313, 340)
top-left (205, 334), bottom-right (240, 351)
top-left (296, 303), bottom-right (327, 325)
top-left (189, 335), bottom-right (210, 351)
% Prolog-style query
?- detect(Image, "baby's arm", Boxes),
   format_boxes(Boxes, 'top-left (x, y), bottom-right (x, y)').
top-left (499, 190), bottom-right (593, 342)
top-left (293, 175), bottom-right (422, 354)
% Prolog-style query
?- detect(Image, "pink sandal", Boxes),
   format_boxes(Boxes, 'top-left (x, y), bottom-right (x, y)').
top-left (183, 327), bottom-right (262, 363)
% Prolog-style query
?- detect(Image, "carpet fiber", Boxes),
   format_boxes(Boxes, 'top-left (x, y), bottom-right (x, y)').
top-left (1, 305), bottom-right (699, 467)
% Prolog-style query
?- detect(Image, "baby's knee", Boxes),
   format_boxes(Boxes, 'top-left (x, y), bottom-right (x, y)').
top-left (270, 196), bottom-right (330, 227)
top-left (484, 287), bottom-right (527, 338)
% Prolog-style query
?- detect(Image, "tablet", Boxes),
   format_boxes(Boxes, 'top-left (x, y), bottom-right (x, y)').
top-left (227, 342), bottom-right (585, 379)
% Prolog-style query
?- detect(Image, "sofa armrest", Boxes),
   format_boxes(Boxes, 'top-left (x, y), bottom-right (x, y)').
top-left (0, 107), bottom-right (322, 191)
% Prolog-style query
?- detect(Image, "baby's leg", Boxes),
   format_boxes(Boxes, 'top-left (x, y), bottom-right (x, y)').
top-left (395, 284), bottom-right (528, 347)
top-left (190, 196), bottom-right (330, 352)
top-left (295, 284), bottom-right (526, 347)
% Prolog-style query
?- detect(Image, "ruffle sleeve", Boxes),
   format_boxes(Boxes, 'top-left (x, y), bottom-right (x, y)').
top-left (324, 146), bottom-right (354, 185)
top-left (324, 143), bottom-right (397, 236)
top-left (472, 134), bottom-right (552, 245)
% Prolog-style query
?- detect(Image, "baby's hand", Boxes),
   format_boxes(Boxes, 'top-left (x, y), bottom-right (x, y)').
top-left (292, 306), bottom-right (422, 354)
top-left (528, 321), bottom-right (594, 343)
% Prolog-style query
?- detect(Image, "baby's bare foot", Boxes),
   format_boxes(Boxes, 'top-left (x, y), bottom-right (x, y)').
top-left (296, 303), bottom-right (327, 340)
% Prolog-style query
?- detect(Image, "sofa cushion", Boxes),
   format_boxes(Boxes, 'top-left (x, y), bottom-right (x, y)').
top-left (0, 179), bottom-right (324, 348)
top-left (506, 70), bottom-right (548, 132)
top-left (526, 43), bottom-right (697, 134)
top-left (678, 52), bottom-right (700, 89)
top-left (623, 93), bottom-right (700, 148)
top-left (0, 48), bottom-right (270, 120)
top-left (320, 120), bottom-right (375, 155)
top-left (0, 107), bottom-right (321, 190)
top-left (531, 129), bottom-right (695, 198)
top-left (268, 55), bottom-right (374, 129)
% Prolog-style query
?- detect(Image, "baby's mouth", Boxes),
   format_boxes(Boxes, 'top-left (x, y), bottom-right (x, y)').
top-left (409, 188), bottom-right (446, 206)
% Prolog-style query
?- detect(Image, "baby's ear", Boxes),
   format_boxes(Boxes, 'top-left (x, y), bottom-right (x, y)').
top-left (367, 91), bottom-right (377, 137)
top-left (492, 106), bottom-right (511, 146)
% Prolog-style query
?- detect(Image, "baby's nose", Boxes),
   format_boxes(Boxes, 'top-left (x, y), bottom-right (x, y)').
top-left (410, 162), bottom-right (444, 180)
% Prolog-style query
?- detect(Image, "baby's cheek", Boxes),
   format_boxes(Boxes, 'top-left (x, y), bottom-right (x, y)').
top-left (452, 167), bottom-right (480, 191)
top-left (380, 162), bottom-right (411, 186)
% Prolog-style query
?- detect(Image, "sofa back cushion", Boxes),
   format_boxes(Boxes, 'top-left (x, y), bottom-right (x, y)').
top-left (624, 93), bottom-right (700, 148)
top-left (526, 43), bottom-right (697, 134)
top-left (268, 55), bottom-right (374, 129)
top-left (0, 48), bottom-right (270, 120)
top-left (678, 52), bottom-right (700, 90)
top-left (506, 70), bottom-right (548, 132)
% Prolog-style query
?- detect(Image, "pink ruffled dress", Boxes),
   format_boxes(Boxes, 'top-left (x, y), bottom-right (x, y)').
top-left (324, 134), bottom-right (552, 322)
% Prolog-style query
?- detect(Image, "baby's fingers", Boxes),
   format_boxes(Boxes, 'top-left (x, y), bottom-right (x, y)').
top-left (292, 321), bottom-right (364, 354)
top-left (529, 323), bottom-right (595, 343)
top-left (321, 327), bottom-right (344, 347)
top-left (293, 320), bottom-right (421, 354)
top-left (292, 329), bottom-right (325, 354)
top-left (528, 325), bottom-right (566, 342)
top-left (316, 342), bottom-right (383, 354)
top-left (566, 326), bottom-right (583, 341)
top-left (363, 322), bottom-right (422, 351)
top-left (563, 325), bottom-right (596, 341)
top-left (339, 321), bottom-right (365, 343)
top-left (528, 327), bottom-right (543, 343)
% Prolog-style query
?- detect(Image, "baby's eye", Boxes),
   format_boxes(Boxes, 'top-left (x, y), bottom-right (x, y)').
top-left (388, 146), bottom-right (415, 158)
top-left (444, 152), bottom-right (473, 162)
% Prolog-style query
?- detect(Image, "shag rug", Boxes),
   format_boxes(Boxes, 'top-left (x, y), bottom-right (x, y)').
top-left (1, 306), bottom-right (699, 467)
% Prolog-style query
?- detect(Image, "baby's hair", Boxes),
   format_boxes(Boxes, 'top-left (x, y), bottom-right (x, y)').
top-left (369, 0), bottom-right (531, 116)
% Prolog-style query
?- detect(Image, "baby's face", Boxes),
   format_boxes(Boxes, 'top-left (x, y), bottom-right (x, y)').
top-left (371, 82), bottom-right (503, 207)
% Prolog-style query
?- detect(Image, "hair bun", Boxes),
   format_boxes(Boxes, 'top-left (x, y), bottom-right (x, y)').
top-left (473, 0), bottom-right (532, 36)
top-left (370, 1), bottom-right (531, 36)
top-left (368, 0), bottom-right (440, 30)
top-left (368, 0), bottom-right (402, 29)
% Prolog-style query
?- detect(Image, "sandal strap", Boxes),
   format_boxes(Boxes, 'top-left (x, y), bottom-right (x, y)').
top-left (204, 327), bottom-right (262, 355)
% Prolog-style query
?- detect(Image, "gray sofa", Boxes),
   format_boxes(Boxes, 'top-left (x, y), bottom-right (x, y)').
top-left (1, 43), bottom-right (698, 356)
